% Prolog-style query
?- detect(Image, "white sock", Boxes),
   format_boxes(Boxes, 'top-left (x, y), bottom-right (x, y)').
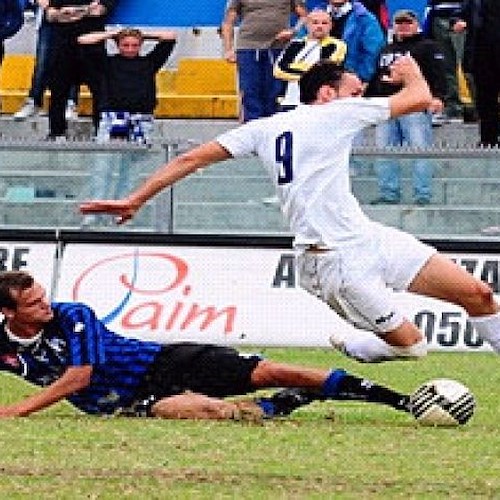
top-left (343, 331), bottom-right (427, 362)
top-left (469, 311), bottom-right (500, 353)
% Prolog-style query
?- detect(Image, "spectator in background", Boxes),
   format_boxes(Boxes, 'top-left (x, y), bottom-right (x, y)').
top-left (274, 8), bottom-right (346, 110)
top-left (14, 0), bottom-right (78, 121)
top-left (0, 0), bottom-right (25, 66)
top-left (221, 0), bottom-right (307, 122)
top-left (326, 0), bottom-right (384, 88)
top-left (78, 27), bottom-right (176, 145)
top-left (367, 9), bottom-right (446, 205)
top-left (45, 0), bottom-right (115, 140)
top-left (452, 0), bottom-right (500, 147)
top-left (78, 27), bottom-right (176, 225)
top-left (424, 1), bottom-right (465, 122)
top-left (358, 0), bottom-right (389, 33)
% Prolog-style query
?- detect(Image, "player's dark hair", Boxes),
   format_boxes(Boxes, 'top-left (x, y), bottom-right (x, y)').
top-left (0, 271), bottom-right (34, 309)
top-left (299, 60), bottom-right (344, 104)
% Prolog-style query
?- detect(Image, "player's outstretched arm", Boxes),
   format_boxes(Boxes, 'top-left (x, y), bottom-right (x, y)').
top-left (80, 141), bottom-right (232, 224)
top-left (0, 365), bottom-right (92, 417)
top-left (387, 55), bottom-right (432, 119)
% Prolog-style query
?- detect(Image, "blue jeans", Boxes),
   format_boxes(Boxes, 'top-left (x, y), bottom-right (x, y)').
top-left (374, 112), bottom-right (433, 202)
top-left (30, 20), bottom-right (77, 107)
top-left (236, 48), bottom-right (283, 122)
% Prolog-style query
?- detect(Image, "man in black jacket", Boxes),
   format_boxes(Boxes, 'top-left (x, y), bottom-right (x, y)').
top-left (452, 0), bottom-right (500, 146)
top-left (367, 9), bottom-right (446, 205)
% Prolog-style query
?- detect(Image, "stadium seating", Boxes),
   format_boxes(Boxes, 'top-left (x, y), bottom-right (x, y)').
top-left (0, 55), bottom-right (239, 118)
top-left (0, 54), bottom-right (35, 113)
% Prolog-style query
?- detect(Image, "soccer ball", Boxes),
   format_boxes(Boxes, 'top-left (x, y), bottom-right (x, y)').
top-left (409, 378), bottom-right (476, 427)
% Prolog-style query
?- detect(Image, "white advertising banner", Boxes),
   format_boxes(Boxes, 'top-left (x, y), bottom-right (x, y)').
top-left (56, 245), bottom-right (497, 352)
top-left (0, 242), bottom-right (56, 290)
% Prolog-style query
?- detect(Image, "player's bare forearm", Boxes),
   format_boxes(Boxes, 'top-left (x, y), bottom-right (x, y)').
top-left (387, 56), bottom-right (432, 118)
top-left (80, 141), bottom-right (231, 223)
top-left (126, 142), bottom-right (230, 209)
top-left (0, 366), bottom-right (92, 417)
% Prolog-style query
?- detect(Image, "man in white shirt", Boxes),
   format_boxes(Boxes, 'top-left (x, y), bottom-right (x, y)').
top-left (80, 56), bottom-right (500, 363)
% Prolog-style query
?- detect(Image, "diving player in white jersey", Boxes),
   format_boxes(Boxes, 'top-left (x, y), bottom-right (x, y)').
top-left (80, 56), bottom-right (500, 362)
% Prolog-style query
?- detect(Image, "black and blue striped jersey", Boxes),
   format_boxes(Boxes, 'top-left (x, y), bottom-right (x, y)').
top-left (0, 302), bottom-right (162, 415)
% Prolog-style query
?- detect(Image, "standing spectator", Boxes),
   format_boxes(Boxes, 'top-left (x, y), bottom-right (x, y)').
top-left (274, 8), bottom-right (346, 109)
top-left (78, 27), bottom-right (176, 225)
top-left (368, 9), bottom-right (446, 205)
top-left (78, 28), bottom-right (176, 145)
top-left (221, 0), bottom-right (307, 123)
top-left (424, 1), bottom-right (465, 122)
top-left (359, 0), bottom-right (389, 33)
top-left (452, 0), bottom-right (500, 146)
top-left (0, 0), bottom-right (24, 66)
top-left (326, 0), bottom-right (384, 87)
top-left (13, 0), bottom-right (78, 120)
top-left (45, 0), bottom-right (115, 140)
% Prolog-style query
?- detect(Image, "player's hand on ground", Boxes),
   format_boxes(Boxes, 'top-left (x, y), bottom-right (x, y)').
top-left (79, 200), bottom-right (137, 225)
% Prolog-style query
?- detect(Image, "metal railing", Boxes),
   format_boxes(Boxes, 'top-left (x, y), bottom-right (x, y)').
top-left (0, 139), bottom-right (499, 239)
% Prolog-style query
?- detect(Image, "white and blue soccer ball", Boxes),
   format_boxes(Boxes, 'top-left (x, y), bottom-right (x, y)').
top-left (410, 378), bottom-right (476, 427)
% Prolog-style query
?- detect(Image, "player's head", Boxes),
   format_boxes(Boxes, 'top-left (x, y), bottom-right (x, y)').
top-left (299, 60), bottom-right (363, 104)
top-left (0, 271), bottom-right (53, 326)
top-left (115, 28), bottom-right (143, 58)
top-left (306, 9), bottom-right (332, 40)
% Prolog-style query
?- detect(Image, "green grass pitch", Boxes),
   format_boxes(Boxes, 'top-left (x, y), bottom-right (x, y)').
top-left (0, 350), bottom-right (498, 498)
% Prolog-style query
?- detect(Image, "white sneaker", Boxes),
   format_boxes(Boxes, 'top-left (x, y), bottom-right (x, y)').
top-left (65, 101), bottom-right (78, 120)
top-left (13, 99), bottom-right (38, 120)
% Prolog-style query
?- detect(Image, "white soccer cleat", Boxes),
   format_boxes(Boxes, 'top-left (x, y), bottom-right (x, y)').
top-left (329, 332), bottom-right (349, 356)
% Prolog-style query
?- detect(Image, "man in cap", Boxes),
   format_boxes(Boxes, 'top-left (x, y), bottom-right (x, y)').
top-left (367, 8), bottom-right (447, 205)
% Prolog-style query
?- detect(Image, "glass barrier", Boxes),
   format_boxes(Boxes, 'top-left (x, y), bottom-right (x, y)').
top-left (0, 140), bottom-right (499, 239)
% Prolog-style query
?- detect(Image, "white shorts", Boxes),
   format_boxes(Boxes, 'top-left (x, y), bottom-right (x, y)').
top-left (297, 225), bottom-right (437, 333)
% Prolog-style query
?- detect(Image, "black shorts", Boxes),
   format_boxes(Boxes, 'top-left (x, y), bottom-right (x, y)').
top-left (135, 343), bottom-right (262, 401)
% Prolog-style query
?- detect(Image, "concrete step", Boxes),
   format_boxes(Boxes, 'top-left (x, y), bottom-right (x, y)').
top-left (0, 116), bottom-right (482, 145)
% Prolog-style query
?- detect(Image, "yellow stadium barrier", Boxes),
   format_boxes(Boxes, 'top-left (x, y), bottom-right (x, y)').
top-left (1, 56), bottom-right (239, 118)
top-left (0, 54), bottom-right (35, 113)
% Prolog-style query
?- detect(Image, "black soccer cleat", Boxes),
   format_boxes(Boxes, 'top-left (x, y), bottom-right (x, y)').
top-left (256, 388), bottom-right (321, 417)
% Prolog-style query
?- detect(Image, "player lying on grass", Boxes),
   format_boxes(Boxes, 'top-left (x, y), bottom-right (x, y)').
top-left (80, 56), bottom-right (500, 362)
top-left (0, 271), bottom-right (413, 420)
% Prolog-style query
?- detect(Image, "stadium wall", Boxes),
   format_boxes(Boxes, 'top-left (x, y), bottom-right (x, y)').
top-left (1, 230), bottom-right (498, 352)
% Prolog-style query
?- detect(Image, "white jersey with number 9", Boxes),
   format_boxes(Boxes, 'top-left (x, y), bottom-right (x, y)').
top-left (216, 98), bottom-right (390, 248)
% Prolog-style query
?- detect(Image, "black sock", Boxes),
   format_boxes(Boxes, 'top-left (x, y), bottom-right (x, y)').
top-left (334, 374), bottom-right (410, 412)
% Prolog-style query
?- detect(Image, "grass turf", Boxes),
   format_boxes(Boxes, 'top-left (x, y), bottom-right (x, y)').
top-left (0, 350), bottom-right (498, 498)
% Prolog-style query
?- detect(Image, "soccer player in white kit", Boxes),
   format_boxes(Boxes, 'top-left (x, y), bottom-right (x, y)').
top-left (80, 56), bottom-right (500, 362)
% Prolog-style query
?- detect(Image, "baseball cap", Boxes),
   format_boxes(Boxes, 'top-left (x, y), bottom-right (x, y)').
top-left (393, 9), bottom-right (418, 23)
